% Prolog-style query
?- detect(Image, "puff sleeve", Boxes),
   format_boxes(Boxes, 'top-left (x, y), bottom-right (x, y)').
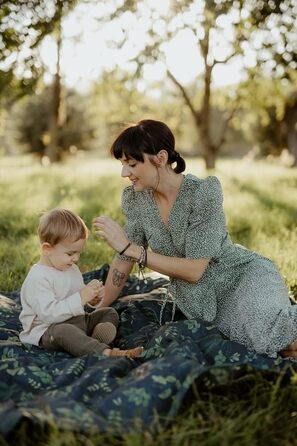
top-left (185, 176), bottom-right (226, 259)
top-left (117, 186), bottom-right (147, 260)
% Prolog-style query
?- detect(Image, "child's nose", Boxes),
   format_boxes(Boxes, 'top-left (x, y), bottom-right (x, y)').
top-left (72, 253), bottom-right (80, 262)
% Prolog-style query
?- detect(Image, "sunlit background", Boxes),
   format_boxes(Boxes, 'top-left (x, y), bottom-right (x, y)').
top-left (1, 4), bottom-right (297, 442)
top-left (40, 0), bottom-right (249, 91)
top-left (1, 0), bottom-right (297, 169)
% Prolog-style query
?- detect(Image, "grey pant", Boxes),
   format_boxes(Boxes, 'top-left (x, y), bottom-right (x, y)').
top-left (40, 307), bottom-right (119, 356)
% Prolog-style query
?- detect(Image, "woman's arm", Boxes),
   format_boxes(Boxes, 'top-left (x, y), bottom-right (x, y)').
top-left (126, 243), bottom-right (210, 283)
top-left (93, 216), bottom-right (210, 285)
top-left (98, 256), bottom-right (134, 307)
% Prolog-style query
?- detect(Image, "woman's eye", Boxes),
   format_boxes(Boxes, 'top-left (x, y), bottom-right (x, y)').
top-left (129, 164), bottom-right (136, 168)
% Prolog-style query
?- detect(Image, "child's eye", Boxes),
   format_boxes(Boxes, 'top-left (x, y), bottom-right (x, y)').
top-left (129, 163), bottom-right (137, 168)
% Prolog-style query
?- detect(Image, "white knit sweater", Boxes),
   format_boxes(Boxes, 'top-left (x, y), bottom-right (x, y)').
top-left (19, 263), bottom-right (85, 346)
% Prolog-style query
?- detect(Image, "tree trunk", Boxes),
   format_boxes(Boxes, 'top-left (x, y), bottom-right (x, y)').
top-left (287, 129), bottom-right (297, 167)
top-left (284, 103), bottom-right (297, 167)
top-left (203, 144), bottom-right (217, 170)
top-left (45, 24), bottom-right (62, 163)
top-left (201, 63), bottom-right (217, 170)
top-left (0, 103), bottom-right (13, 155)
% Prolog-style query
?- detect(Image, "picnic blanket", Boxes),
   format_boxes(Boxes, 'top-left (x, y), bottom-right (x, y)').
top-left (0, 264), bottom-right (295, 437)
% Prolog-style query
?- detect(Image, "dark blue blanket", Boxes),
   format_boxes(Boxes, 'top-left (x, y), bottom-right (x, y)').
top-left (0, 265), bottom-right (295, 436)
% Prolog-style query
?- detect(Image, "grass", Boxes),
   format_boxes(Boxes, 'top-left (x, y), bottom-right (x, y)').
top-left (1, 153), bottom-right (297, 445)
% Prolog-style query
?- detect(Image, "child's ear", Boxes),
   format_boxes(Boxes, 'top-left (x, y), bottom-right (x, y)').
top-left (41, 242), bottom-right (52, 254)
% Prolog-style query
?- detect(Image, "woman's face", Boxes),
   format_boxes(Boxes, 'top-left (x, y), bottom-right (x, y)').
top-left (120, 153), bottom-right (158, 192)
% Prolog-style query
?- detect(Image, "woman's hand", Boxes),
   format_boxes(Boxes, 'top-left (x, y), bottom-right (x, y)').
top-left (93, 216), bottom-right (129, 253)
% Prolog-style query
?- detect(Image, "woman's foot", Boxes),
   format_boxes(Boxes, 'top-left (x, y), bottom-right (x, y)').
top-left (103, 346), bottom-right (144, 358)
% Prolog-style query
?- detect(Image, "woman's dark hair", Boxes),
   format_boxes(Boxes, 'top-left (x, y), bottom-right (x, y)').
top-left (110, 119), bottom-right (186, 174)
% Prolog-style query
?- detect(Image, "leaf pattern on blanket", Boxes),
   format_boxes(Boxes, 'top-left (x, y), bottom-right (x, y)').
top-left (0, 265), bottom-right (294, 436)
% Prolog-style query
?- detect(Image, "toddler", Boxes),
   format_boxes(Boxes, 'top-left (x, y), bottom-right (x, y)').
top-left (19, 208), bottom-right (143, 358)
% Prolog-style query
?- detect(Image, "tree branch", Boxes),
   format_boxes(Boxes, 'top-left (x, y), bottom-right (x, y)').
top-left (166, 69), bottom-right (202, 125)
top-left (213, 51), bottom-right (237, 66)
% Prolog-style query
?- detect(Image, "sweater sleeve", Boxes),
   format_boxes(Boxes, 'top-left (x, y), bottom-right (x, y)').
top-left (185, 176), bottom-right (226, 259)
top-left (21, 275), bottom-right (84, 324)
top-left (117, 186), bottom-right (147, 260)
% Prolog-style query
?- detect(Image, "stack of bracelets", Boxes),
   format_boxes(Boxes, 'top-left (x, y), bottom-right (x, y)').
top-left (138, 245), bottom-right (147, 270)
top-left (119, 242), bottom-right (147, 275)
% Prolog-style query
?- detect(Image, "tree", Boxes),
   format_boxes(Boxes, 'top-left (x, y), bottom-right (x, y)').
top-left (94, 0), bottom-right (296, 169)
top-left (283, 92), bottom-right (297, 166)
top-left (0, 0), bottom-right (77, 100)
top-left (237, 74), bottom-right (297, 165)
top-left (0, 1), bottom-right (79, 162)
top-left (45, 14), bottom-right (62, 163)
top-left (88, 68), bottom-right (195, 156)
top-left (246, 1), bottom-right (297, 165)
top-left (15, 86), bottom-right (94, 160)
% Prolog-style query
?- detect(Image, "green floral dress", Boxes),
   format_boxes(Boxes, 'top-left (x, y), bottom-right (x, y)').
top-left (119, 174), bottom-right (295, 356)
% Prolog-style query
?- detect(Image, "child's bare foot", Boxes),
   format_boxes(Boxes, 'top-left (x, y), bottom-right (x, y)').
top-left (103, 346), bottom-right (144, 358)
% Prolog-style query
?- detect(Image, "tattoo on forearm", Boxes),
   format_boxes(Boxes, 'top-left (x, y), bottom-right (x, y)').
top-left (112, 269), bottom-right (125, 287)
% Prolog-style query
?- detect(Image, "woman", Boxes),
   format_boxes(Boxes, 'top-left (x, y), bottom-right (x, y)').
top-left (93, 119), bottom-right (296, 358)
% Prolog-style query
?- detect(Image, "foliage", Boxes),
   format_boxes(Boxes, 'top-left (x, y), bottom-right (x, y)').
top-left (88, 68), bottom-right (195, 155)
top-left (233, 74), bottom-right (297, 162)
top-left (90, 0), bottom-right (297, 168)
top-left (88, 69), bottom-right (248, 158)
top-left (236, 77), bottom-right (286, 156)
top-left (14, 86), bottom-right (94, 158)
top-left (246, 0), bottom-right (297, 81)
top-left (0, 0), bottom-right (77, 101)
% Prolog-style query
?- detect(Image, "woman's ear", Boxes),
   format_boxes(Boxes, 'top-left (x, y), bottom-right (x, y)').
top-left (155, 150), bottom-right (168, 167)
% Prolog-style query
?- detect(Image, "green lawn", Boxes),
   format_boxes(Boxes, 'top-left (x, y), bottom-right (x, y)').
top-left (1, 154), bottom-right (297, 445)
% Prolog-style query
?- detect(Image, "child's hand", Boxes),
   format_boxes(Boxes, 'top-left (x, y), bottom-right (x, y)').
top-left (88, 283), bottom-right (105, 307)
top-left (80, 279), bottom-right (103, 305)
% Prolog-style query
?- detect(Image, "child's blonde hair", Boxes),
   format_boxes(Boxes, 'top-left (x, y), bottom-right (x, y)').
top-left (38, 208), bottom-right (88, 246)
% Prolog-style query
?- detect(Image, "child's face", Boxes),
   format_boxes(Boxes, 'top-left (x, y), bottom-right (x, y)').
top-left (43, 238), bottom-right (86, 271)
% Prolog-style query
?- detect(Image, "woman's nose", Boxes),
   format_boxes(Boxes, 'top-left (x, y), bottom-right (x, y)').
top-left (121, 165), bottom-right (130, 178)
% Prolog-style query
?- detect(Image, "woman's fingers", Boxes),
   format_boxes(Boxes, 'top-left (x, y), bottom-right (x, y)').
top-left (93, 215), bottom-right (112, 227)
top-left (92, 215), bottom-right (129, 252)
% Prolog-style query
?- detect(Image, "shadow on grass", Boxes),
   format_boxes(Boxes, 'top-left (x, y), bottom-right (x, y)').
top-left (229, 177), bottom-right (297, 230)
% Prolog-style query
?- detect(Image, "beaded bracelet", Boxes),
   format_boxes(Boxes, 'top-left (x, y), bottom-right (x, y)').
top-left (138, 245), bottom-right (147, 267)
top-left (137, 245), bottom-right (147, 283)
